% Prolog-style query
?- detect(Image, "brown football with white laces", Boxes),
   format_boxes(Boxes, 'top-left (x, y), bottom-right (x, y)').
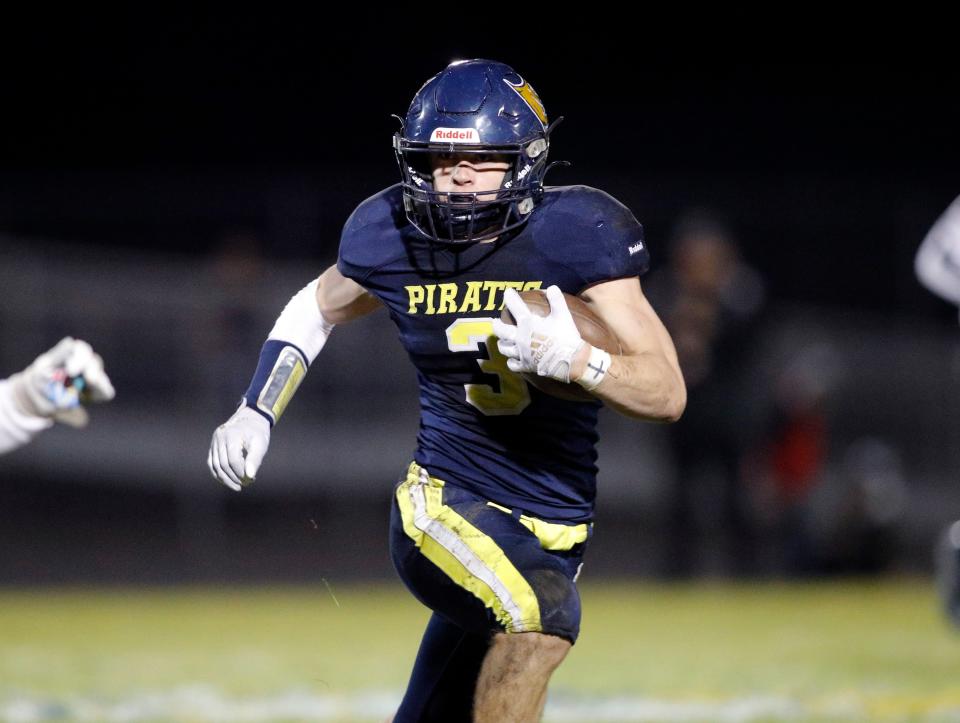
top-left (500, 289), bottom-right (621, 401)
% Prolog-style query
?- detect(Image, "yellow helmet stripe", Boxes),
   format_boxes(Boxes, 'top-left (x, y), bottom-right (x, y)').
top-left (503, 76), bottom-right (548, 128)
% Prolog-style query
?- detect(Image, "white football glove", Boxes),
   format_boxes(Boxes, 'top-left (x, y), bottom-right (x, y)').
top-left (9, 337), bottom-right (115, 428)
top-left (207, 405), bottom-right (270, 491)
top-left (492, 286), bottom-right (586, 383)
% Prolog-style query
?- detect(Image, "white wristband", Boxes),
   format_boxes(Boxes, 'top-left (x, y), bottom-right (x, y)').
top-left (267, 278), bottom-right (335, 363)
top-left (575, 346), bottom-right (612, 391)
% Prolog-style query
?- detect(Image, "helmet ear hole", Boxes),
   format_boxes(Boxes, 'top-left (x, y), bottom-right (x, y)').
top-left (526, 139), bottom-right (548, 159)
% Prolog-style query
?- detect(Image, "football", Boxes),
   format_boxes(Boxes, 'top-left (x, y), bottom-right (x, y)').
top-left (500, 289), bottom-right (621, 401)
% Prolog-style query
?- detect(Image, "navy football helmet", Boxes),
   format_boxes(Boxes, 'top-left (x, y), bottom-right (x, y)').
top-left (394, 59), bottom-right (559, 244)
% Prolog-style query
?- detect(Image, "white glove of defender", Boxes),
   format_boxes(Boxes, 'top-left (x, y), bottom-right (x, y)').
top-left (207, 405), bottom-right (270, 491)
top-left (9, 337), bottom-right (115, 428)
top-left (492, 286), bottom-right (586, 383)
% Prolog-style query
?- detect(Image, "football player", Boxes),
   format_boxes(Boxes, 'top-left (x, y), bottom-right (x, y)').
top-left (0, 337), bottom-right (115, 455)
top-left (916, 195), bottom-right (960, 312)
top-left (916, 195), bottom-right (960, 629)
top-left (208, 59), bottom-right (686, 722)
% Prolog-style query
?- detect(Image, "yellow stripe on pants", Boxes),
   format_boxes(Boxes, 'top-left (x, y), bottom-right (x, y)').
top-left (396, 462), bottom-right (542, 633)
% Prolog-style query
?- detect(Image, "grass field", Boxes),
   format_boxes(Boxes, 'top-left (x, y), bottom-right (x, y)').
top-left (1, 579), bottom-right (958, 722)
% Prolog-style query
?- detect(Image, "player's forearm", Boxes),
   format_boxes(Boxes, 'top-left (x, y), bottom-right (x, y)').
top-left (209, 278), bottom-right (334, 489)
top-left (581, 349), bottom-right (686, 422)
top-left (0, 378), bottom-right (53, 455)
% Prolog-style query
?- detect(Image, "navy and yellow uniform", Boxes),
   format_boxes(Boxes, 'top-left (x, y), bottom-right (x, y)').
top-left (339, 183), bottom-right (649, 523)
top-left (338, 182), bottom-right (648, 720)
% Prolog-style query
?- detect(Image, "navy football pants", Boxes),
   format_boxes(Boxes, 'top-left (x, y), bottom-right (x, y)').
top-left (390, 462), bottom-right (589, 722)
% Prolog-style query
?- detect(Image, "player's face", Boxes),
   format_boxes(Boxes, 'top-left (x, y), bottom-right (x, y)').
top-left (431, 152), bottom-right (510, 202)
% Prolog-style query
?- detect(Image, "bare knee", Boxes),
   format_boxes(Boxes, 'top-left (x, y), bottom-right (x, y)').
top-left (490, 630), bottom-right (571, 672)
top-left (474, 632), bottom-right (571, 722)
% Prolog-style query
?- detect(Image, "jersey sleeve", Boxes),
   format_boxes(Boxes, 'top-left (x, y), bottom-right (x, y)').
top-left (336, 184), bottom-right (406, 287)
top-left (548, 186), bottom-right (650, 289)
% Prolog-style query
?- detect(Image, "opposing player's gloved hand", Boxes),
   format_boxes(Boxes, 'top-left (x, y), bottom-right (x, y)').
top-left (207, 405), bottom-right (270, 491)
top-left (493, 286), bottom-right (586, 383)
top-left (9, 337), bottom-right (115, 428)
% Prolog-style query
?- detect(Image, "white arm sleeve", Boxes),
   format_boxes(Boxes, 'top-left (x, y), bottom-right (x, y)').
top-left (916, 196), bottom-right (960, 307)
top-left (266, 278), bottom-right (335, 363)
top-left (0, 378), bottom-right (53, 455)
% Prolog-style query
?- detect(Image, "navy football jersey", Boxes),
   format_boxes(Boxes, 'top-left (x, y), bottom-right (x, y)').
top-left (338, 184), bottom-right (649, 523)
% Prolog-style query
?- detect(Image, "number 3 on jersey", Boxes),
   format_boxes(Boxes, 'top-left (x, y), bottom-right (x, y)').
top-left (445, 317), bottom-right (530, 416)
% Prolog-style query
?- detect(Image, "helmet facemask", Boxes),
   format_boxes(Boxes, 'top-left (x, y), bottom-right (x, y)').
top-left (395, 137), bottom-right (550, 244)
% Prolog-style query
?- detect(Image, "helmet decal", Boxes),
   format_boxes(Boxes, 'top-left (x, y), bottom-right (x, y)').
top-left (503, 76), bottom-right (548, 128)
top-left (430, 127), bottom-right (483, 143)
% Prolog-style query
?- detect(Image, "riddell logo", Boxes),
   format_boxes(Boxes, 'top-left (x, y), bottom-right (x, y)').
top-left (430, 127), bottom-right (480, 143)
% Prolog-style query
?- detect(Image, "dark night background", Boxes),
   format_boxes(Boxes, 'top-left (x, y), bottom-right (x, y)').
top-left (1, 21), bottom-right (959, 584)
top-left (2, 24), bottom-right (958, 315)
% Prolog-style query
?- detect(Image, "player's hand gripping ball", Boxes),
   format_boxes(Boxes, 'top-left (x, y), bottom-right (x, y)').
top-left (493, 286), bottom-right (620, 401)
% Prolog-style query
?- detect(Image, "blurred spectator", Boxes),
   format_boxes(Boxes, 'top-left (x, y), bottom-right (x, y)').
top-left (200, 229), bottom-right (268, 404)
top-left (182, 229), bottom-right (269, 580)
top-left (651, 210), bottom-right (766, 577)
top-left (760, 427), bottom-right (905, 577)
top-left (751, 342), bottom-right (837, 574)
top-left (820, 438), bottom-right (905, 573)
